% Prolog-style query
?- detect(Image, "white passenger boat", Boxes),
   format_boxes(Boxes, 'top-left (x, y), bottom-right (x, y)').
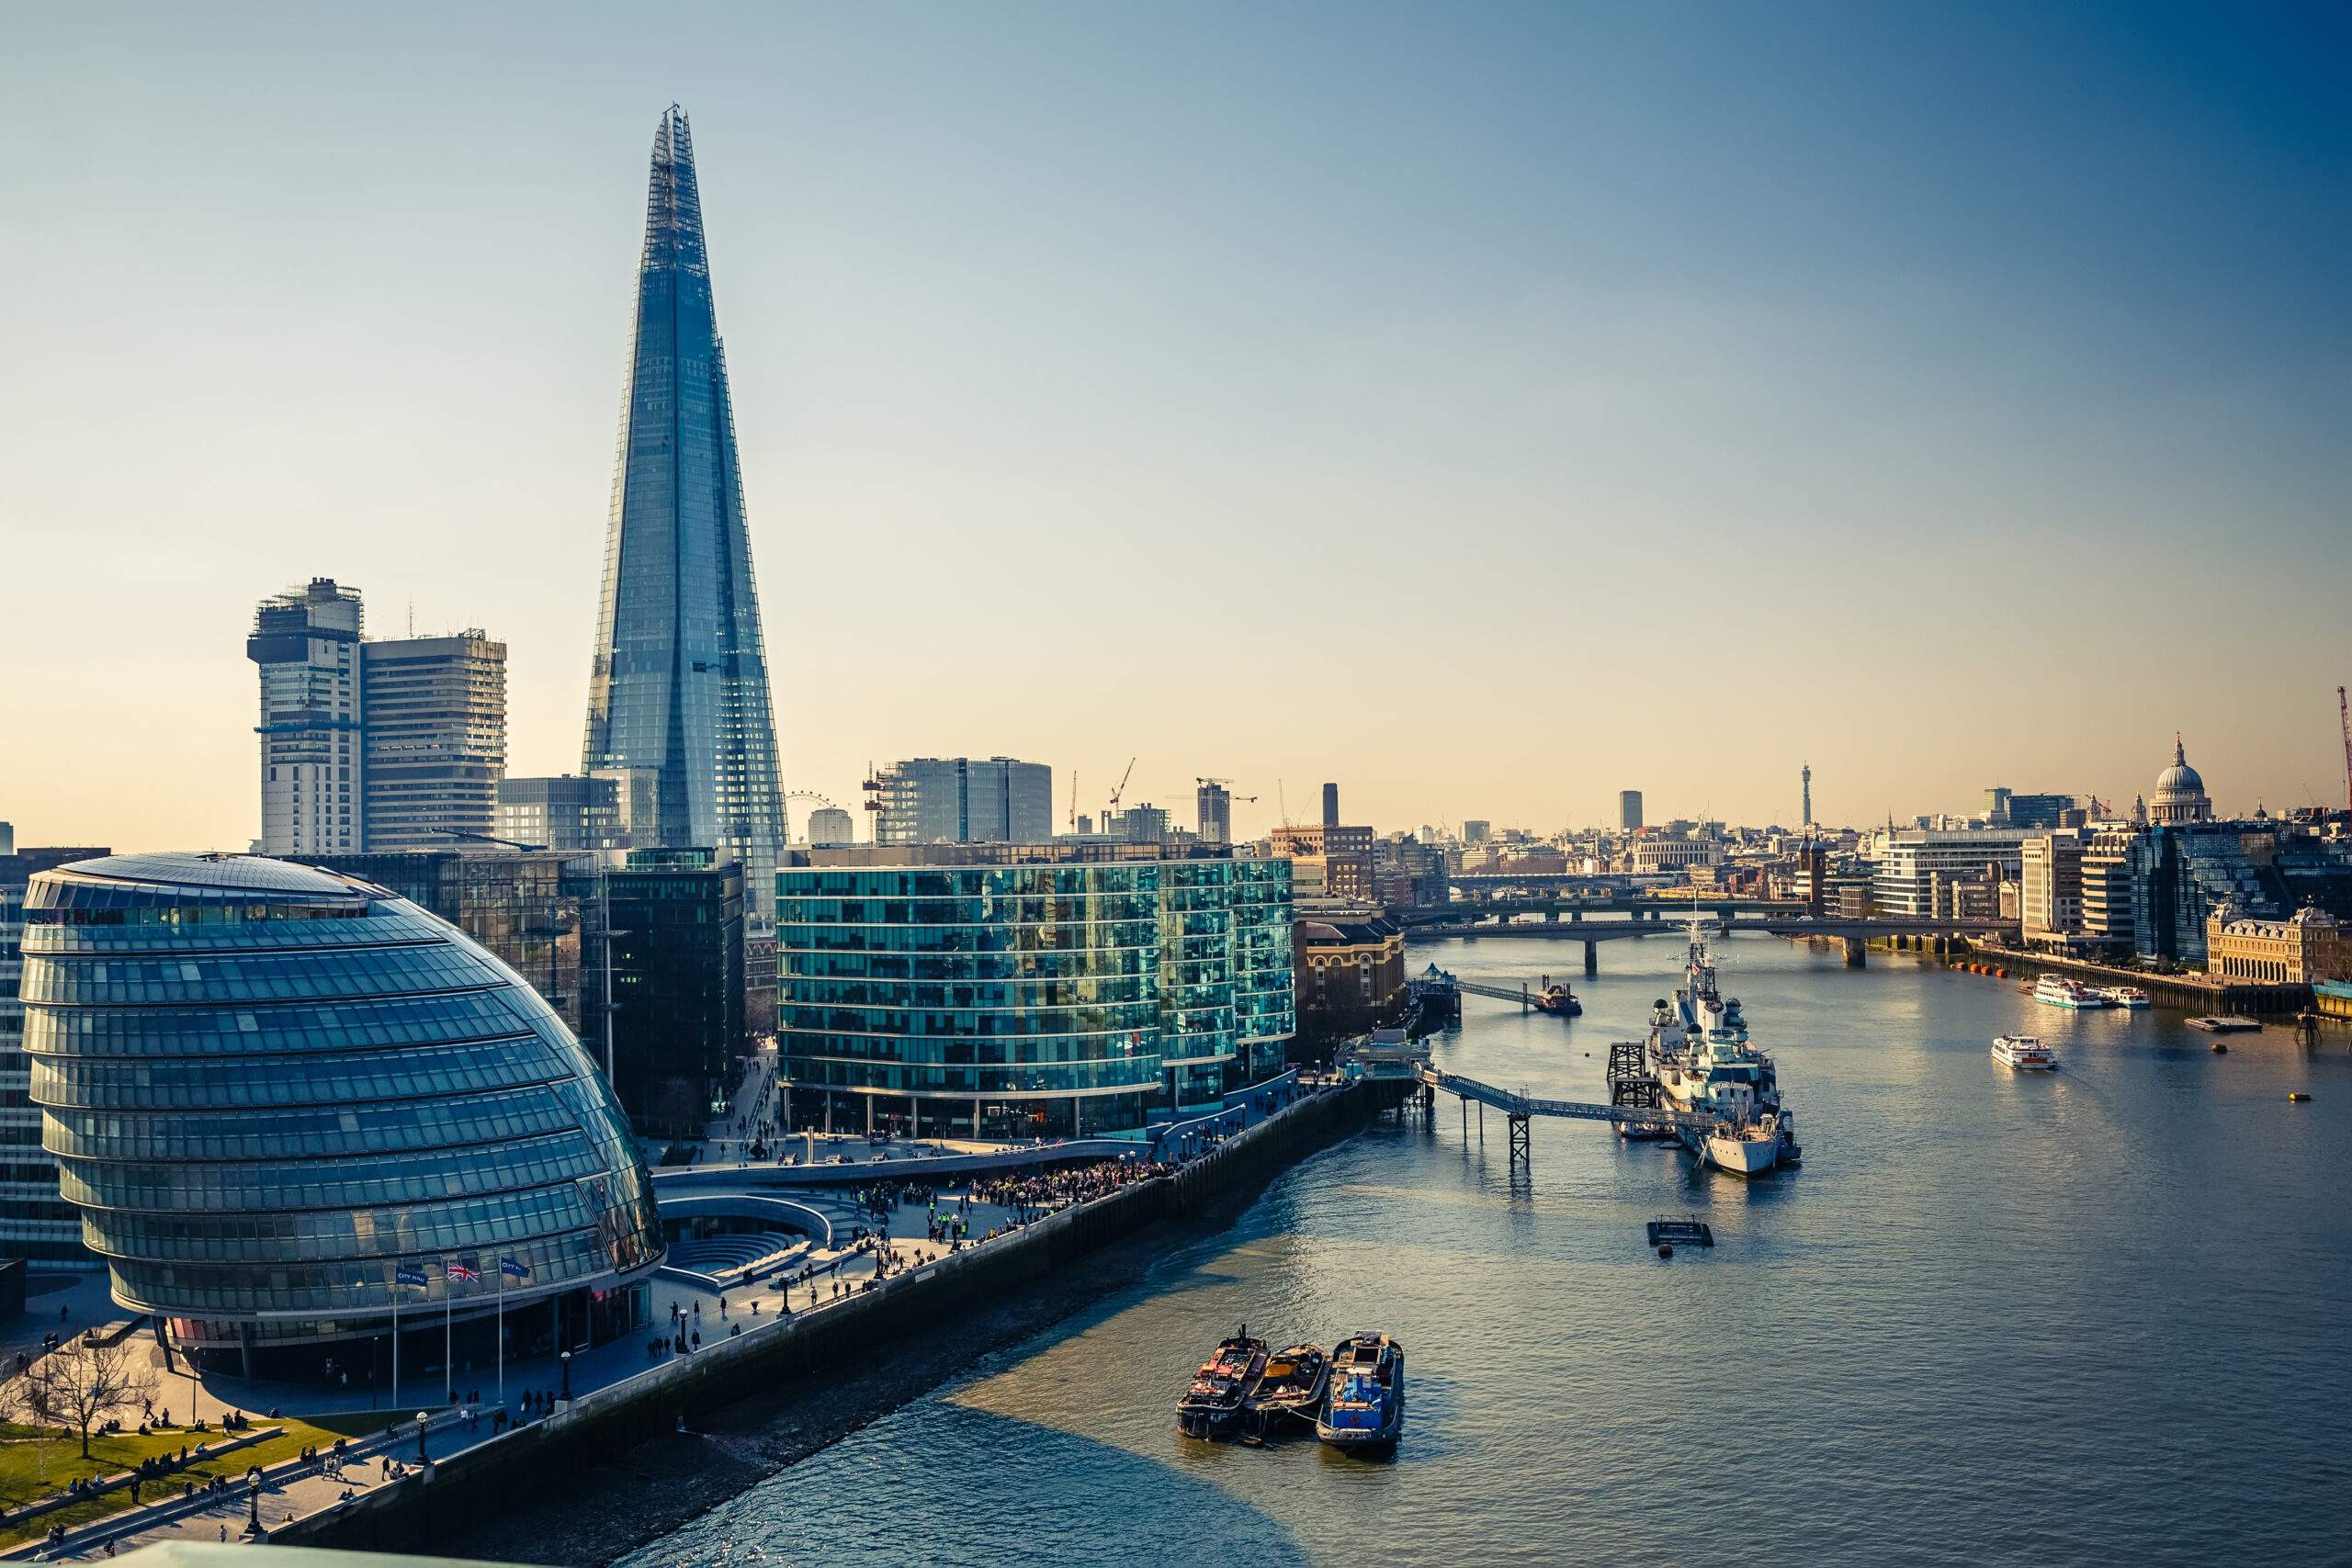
top-left (1646, 924), bottom-right (1799, 1176)
top-left (2097, 986), bottom-right (2150, 1009)
top-left (1991, 1034), bottom-right (2055, 1070)
top-left (2033, 976), bottom-right (2106, 1009)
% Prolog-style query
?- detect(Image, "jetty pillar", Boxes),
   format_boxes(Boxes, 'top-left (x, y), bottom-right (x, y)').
top-left (1844, 938), bottom-right (1866, 968)
top-left (1584, 940), bottom-right (1598, 976)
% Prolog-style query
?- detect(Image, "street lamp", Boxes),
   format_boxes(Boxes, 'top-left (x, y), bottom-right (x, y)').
top-left (416, 1413), bottom-right (430, 1461)
top-left (560, 1350), bottom-right (572, 1403)
top-left (244, 1478), bottom-right (262, 1536)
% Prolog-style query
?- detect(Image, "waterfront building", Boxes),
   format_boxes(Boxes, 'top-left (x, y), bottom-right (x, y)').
top-left (2149, 738), bottom-right (2213, 825)
top-left (584, 849), bottom-right (746, 1136)
top-left (581, 107), bottom-right (786, 938)
top-left (22, 852), bottom-right (661, 1378)
top-left (496, 775), bottom-right (627, 853)
top-left (1196, 782), bottom-right (1232, 847)
top-left (1873, 828), bottom-right (2026, 919)
top-left (870, 758), bottom-right (1053, 846)
top-left (1627, 833), bottom-right (1724, 874)
top-left (776, 841), bottom-right (1292, 1132)
top-left (2081, 830), bottom-right (2139, 948)
top-left (2127, 819), bottom-right (2352, 964)
top-left (2020, 830), bottom-right (2086, 941)
top-left (1294, 909), bottom-right (1407, 1051)
top-left (1619, 793), bottom-right (1643, 832)
top-left (2206, 904), bottom-right (2352, 983)
top-left (805, 807), bottom-right (855, 846)
top-left (249, 580), bottom-right (365, 856)
top-left (0, 844), bottom-right (107, 1263)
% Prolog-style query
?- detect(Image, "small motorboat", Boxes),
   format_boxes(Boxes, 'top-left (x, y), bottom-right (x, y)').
top-left (1177, 1325), bottom-right (1268, 1440)
top-left (1242, 1342), bottom-right (1328, 1438)
top-left (1992, 1035), bottom-right (2056, 1070)
top-left (2098, 986), bottom-right (2151, 1009)
top-left (1317, 1333), bottom-right (1404, 1450)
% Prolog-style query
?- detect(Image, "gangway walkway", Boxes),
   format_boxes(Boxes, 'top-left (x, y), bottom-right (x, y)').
top-left (1418, 1065), bottom-right (1716, 1164)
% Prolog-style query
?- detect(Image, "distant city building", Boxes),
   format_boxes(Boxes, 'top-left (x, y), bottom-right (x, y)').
top-left (594, 848), bottom-right (747, 1134)
top-left (581, 108), bottom-right (786, 940)
top-left (1874, 828), bottom-right (2026, 918)
top-left (2207, 904), bottom-right (2352, 984)
top-left (2080, 832), bottom-right (2139, 948)
top-left (593, 767), bottom-right (662, 846)
top-left (1619, 792), bottom-right (1644, 831)
top-left (1116, 803), bottom-right (1171, 844)
top-left (497, 775), bottom-right (626, 852)
top-left (1462, 820), bottom-right (1491, 844)
top-left (1626, 833), bottom-right (1722, 874)
top-left (2149, 737), bottom-right (2214, 824)
top-left (1322, 783), bottom-right (1340, 829)
top-left (778, 842), bottom-right (1292, 1129)
top-left (1197, 782), bottom-right (1232, 846)
top-left (249, 581), bottom-right (507, 855)
top-left (1984, 789), bottom-right (2075, 829)
top-left (805, 807), bottom-right (855, 846)
top-left (2020, 830), bottom-right (2086, 940)
top-left (1802, 762), bottom-right (1812, 829)
top-left (23, 852), bottom-right (661, 1377)
top-left (0, 843), bottom-right (108, 1262)
top-left (2127, 819), bottom-right (2352, 964)
top-left (1273, 823), bottom-right (1375, 902)
top-left (872, 758), bottom-right (1053, 845)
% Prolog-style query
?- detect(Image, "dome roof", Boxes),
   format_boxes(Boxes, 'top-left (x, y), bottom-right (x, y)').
top-left (2154, 736), bottom-right (2205, 795)
top-left (51, 852), bottom-right (355, 897)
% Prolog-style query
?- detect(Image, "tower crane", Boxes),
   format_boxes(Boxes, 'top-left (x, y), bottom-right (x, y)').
top-left (1194, 775), bottom-right (1259, 804)
top-left (1069, 771), bottom-right (1078, 833)
top-left (1107, 757), bottom-right (1136, 823)
top-left (2339, 686), bottom-right (2350, 812)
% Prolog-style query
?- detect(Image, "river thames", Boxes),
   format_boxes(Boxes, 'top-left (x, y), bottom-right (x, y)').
top-left (618, 934), bottom-right (2352, 1567)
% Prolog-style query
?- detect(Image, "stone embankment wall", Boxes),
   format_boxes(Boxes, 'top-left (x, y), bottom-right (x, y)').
top-left (1936, 945), bottom-right (2311, 1014)
top-left (271, 1082), bottom-right (1372, 1554)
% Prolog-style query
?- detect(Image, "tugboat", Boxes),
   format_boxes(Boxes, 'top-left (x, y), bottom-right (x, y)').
top-left (1317, 1333), bottom-right (1404, 1450)
top-left (1177, 1325), bottom-right (1268, 1440)
top-left (1532, 976), bottom-right (1582, 1017)
top-left (1241, 1342), bottom-right (1329, 1439)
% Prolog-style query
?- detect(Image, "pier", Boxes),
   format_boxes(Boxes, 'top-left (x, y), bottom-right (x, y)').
top-left (1414, 1064), bottom-right (1716, 1166)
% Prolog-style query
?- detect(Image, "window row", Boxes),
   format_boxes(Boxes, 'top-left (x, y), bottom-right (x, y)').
top-left (82, 1180), bottom-right (596, 1265)
top-left (45, 1085), bottom-right (580, 1163)
top-left (32, 1038), bottom-right (573, 1111)
top-left (23, 989), bottom-right (546, 1058)
top-left (56, 1133), bottom-right (604, 1213)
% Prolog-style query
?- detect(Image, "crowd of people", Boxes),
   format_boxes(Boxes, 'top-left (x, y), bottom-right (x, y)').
top-left (973, 1157), bottom-right (1175, 1223)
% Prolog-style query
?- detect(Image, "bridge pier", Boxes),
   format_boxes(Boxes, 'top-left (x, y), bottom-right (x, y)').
top-left (1507, 1112), bottom-right (1530, 1166)
top-left (1845, 937), bottom-right (1866, 968)
top-left (1584, 940), bottom-right (1597, 976)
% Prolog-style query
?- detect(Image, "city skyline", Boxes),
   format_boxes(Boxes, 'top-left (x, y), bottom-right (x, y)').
top-left (5, 6), bottom-right (2350, 850)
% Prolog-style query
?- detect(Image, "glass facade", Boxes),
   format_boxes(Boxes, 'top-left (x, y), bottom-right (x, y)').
top-left (581, 107), bottom-right (785, 927)
top-left (21, 852), bottom-right (661, 1378)
top-left (778, 851), bottom-right (1294, 1135)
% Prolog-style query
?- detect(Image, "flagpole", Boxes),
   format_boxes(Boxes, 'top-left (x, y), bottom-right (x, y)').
top-left (444, 1271), bottom-right (453, 1406)
top-left (496, 1262), bottom-right (504, 1410)
top-left (391, 1279), bottom-right (401, 1411)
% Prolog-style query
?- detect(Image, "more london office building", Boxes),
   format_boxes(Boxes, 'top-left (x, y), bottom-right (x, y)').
top-left (17, 853), bottom-right (662, 1382)
top-left (777, 844), bottom-right (1295, 1138)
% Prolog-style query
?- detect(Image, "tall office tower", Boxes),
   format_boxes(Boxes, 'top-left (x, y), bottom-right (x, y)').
top-left (1620, 791), bottom-right (1644, 831)
top-left (582, 107), bottom-right (786, 923)
top-left (1196, 782), bottom-right (1232, 846)
top-left (1803, 762), bottom-right (1813, 829)
top-left (872, 758), bottom-right (1053, 844)
top-left (1322, 783), bottom-right (1340, 829)
top-left (249, 579), bottom-right (365, 855)
top-left (363, 632), bottom-right (506, 849)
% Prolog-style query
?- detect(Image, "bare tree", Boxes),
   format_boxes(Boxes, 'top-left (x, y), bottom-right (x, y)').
top-left (17, 1337), bottom-right (155, 1459)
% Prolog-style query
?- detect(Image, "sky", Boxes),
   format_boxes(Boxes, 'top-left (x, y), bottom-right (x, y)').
top-left (3, 3), bottom-right (2349, 852)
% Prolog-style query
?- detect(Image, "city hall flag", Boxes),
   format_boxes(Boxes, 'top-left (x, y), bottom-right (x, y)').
top-left (500, 1257), bottom-right (531, 1280)
top-left (395, 1267), bottom-right (429, 1289)
top-left (447, 1260), bottom-right (481, 1283)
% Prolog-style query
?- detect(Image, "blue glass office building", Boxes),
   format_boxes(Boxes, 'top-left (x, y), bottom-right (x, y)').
top-left (582, 107), bottom-right (786, 928)
top-left (21, 854), bottom-right (662, 1380)
top-left (778, 850), bottom-right (1295, 1134)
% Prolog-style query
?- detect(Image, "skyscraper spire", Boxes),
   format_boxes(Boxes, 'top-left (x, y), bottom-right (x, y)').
top-left (583, 107), bottom-right (785, 917)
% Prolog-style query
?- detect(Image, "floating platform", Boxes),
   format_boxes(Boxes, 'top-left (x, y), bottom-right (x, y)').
top-left (1646, 1219), bottom-right (1714, 1247)
top-left (2188, 1016), bottom-right (2260, 1033)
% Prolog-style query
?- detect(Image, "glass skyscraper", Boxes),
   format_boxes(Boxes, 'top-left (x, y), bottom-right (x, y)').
top-left (582, 106), bottom-right (785, 928)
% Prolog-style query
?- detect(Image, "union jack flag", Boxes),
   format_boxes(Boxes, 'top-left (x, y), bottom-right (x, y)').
top-left (447, 1261), bottom-right (481, 1283)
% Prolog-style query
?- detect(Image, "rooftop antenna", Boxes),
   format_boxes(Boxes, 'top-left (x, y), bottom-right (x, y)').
top-left (407, 597), bottom-right (414, 638)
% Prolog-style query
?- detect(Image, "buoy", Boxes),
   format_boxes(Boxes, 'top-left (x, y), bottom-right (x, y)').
top-left (2211, 1042), bottom-right (2227, 1054)
top-left (2289, 1092), bottom-right (2312, 1102)
top-left (1657, 1244), bottom-right (1673, 1258)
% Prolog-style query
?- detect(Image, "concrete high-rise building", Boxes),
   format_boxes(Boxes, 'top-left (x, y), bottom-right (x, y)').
top-left (1196, 782), bottom-right (1232, 847)
top-left (581, 107), bottom-right (786, 926)
top-left (250, 581), bottom-right (506, 854)
top-left (805, 807), bottom-right (855, 846)
top-left (250, 579), bottom-right (365, 856)
top-left (1619, 791), bottom-right (1645, 831)
top-left (363, 632), bottom-right (506, 850)
top-left (1321, 783), bottom-right (1340, 829)
top-left (873, 758), bottom-right (1053, 845)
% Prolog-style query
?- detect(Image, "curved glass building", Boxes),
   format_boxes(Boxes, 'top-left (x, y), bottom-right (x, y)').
top-left (22, 853), bottom-right (661, 1382)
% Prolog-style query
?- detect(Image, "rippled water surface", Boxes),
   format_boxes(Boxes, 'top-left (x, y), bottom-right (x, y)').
top-left (620, 937), bottom-right (2352, 1567)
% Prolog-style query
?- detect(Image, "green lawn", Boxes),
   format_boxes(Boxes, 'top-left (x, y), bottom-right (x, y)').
top-left (0, 1417), bottom-right (353, 1549)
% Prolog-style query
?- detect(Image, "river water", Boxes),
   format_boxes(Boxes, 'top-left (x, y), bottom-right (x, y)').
top-left (618, 935), bottom-right (2351, 1567)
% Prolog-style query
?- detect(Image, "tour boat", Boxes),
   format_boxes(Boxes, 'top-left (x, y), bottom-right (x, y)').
top-left (2098, 986), bottom-right (2151, 1009)
top-left (1317, 1334), bottom-right (1404, 1450)
top-left (2033, 976), bottom-right (2107, 1009)
top-left (1645, 925), bottom-right (1799, 1176)
top-left (1992, 1034), bottom-right (2055, 1070)
top-left (1242, 1343), bottom-right (1329, 1436)
top-left (1177, 1326), bottom-right (1268, 1440)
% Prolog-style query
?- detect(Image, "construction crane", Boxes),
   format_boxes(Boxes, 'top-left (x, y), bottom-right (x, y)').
top-left (1194, 775), bottom-right (1259, 804)
top-left (1069, 770), bottom-right (1078, 833)
top-left (2340, 686), bottom-right (2351, 811)
top-left (1107, 757), bottom-right (1136, 823)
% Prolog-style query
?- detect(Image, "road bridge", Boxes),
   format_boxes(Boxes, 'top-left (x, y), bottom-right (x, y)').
top-left (1408, 914), bottom-right (2021, 975)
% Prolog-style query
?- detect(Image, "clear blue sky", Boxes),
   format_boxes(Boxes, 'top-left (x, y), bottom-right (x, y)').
top-left (4, 3), bottom-right (2348, 847)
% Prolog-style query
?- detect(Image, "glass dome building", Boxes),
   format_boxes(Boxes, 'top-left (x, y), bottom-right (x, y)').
top-left (21, 852), bottom-right (662, 1382)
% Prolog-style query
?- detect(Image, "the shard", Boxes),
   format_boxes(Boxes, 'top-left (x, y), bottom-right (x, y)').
top-left (583, 107), bottom-right (785, 918)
